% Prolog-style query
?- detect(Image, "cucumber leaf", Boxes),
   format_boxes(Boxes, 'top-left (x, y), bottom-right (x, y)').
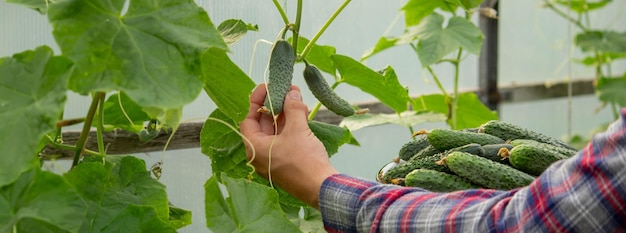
top-left (309, 120), bottom-right (360, 155)
top-left (5, 0), bottom-right (48, 14)
top-left (0, 46), bottom-right (72, 187)
top-left (201, 47), bottom-right (256, 122)
top-left (0, 167), bottom-right (86, 233)
top-left (204, 174), bottom-right (301, 233)
top-left (63, 156), bottom-right (179, 232)
top-left (411, 13), bottom-right (483, 67)
top-left (97, 92), bottom-right (150, 133)
top-left (332, 55), bottom-right (410, 113)
top-left (289, 37), bottom-right (337, 75)
top-left (596, 75), bottom-right (626, 107)
top-left (339, 111), bottom-right (447, 131)
top-left (219, 19), bottom-right (258, 47)
top-left (47, 0), bottom-right (227, 114)
top-left (200, 109), bottom-right (252, 181)
top-left (401, 0), bottom-right (454, 27)
top-left (555, 0), bottom-right (612, 13)
top-left (413, 93), bottom-right (498, 129)
top-left (575, 30), bottom-right (626, 54)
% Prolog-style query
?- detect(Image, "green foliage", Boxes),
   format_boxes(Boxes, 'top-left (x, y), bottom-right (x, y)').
top-left (0, 167), bottom-right (86, 233)
top-left (0, 46), bottom-right (72, 187)
top-left (218, 19), bottom-right (259, 47)
top-left (340, 111), bottom-right (447, 131)
top-left (333, 55), bottom-right (411, 113)
top-left (64, 156), bottom-right (188, 232)
top-left (98, 93), bottom-right (150, 133)
top-left (413, 93), bottom-right (498, 129)
top-left (596, 75), bottom-right (626, 107)
top-left (47, 0), bottom-right (227, 128)
top-left (204, 174), bottom-right (301, 233)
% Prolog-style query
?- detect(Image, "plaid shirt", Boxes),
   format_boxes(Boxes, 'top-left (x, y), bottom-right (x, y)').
top-left (319, 108), bottom-right (626, 233)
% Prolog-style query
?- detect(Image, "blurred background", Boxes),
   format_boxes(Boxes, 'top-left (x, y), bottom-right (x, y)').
top-left (2, 1), bottom-right (624, 232)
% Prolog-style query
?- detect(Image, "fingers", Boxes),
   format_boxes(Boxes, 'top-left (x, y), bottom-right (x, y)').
top-left (241, 84), bottom-right (267, 137)
top-left (282, 88), bottom-right (310, 131)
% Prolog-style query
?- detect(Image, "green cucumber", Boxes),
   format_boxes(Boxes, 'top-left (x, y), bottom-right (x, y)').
top-left (505, 144), bottom-right (569, 176)
top-left (404, 169), bottom-right (480, 192)
top-left (262, 39), bottom-right (295, 115)
top-left (398, 136), bottom-right (430, 161)
top-left (407, 145), bottom-right (440, 162)
top-left (479, 120), bottom-right (577, 151)
top-left (426, 128), bottom-right (505, 151)
top-left (480, 144), bottom-right (514, 164)
top-left (382, 155), bottom-right (451, 184)
top-left (441, 151), bottom-right (536, 190)
top-left (303, 62), bottom-right (355, 117)
top-left (385, 144), bottom-right (482, 184)
top-left (510, 139), bottom-right (578, 157)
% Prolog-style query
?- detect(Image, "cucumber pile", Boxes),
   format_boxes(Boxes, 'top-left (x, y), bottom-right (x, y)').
top-left (376, 120), bottom-right (579, 192)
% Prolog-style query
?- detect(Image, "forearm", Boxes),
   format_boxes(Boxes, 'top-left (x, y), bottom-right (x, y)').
top-left (319, 109), bottom-right (626, 232)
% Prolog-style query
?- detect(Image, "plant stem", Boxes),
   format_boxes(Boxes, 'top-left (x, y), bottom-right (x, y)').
top-left (96, 93), bottom-right (106, 155)
top-left (426, 66), bottom-right (449, 99)
top-left (292, 0), bottom-right (303, 58)
top-left (308, 81), bottom-right (341, 120)
top-left (71, 92), bottom-right (104, 168)
top-left (300, 0), bottom-right (351, 61)
top-left (45, 136), bottom-right (104, 157)
top-left (272, 0), bottom-right (290, 26)
top-left (544, 1), bottom-right (587, 31)
top-left (451, 48), bottom-right (464, 129)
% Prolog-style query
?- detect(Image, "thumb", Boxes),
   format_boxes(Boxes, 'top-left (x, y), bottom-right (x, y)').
top-left (282, 89), bottom-right (309, 129)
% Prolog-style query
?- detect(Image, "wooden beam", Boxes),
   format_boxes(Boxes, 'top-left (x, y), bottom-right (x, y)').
top-left (41, 78), bottom-right (597, 159)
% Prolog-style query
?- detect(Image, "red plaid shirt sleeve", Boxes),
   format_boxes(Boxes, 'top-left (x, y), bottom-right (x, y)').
top-left (319, 108), bottom-right (626, 233)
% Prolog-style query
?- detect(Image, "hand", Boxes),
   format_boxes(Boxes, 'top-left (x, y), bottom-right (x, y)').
top-left (240, 84), bottom-right (338, 209)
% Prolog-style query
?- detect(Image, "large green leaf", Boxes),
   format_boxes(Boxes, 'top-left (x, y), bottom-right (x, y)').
top-left (218, 19), bottom-right (258, 47)
top-left (0, 46), bottom-right (72, 186)
top-left (289, 37), bottom-right (337, 75)
top-left (555, 0), bottom-right (612, 13)
top-left (63, 156), bottom-right (179, 232)
top-left (47, 0), bottom-right (227, 110)
top-left (309, 120), bottom-right (360, 156)
top-left (5, 0), bottom-right (48, 14)
top-left (0, 167), bottom-right (86, 233)
top-left (200, 109), bottom-right (252, 181)
top-left (575, 30), bottom-right (626, 54)
top-left (401, 0), bottom-right (454, 27)
top-left (413, 93), bottom-right (498, 129)
top-left (412, 13), bottom-right (483, 67)
top-left (596, 75), bottom-right (626, 107)
top-left (448, 0), bottom-right (484, 10)
top-left (202, 48), bottom-right (256, 122)
top-left (97, 92), bottom-right (150, 133)
top-left (339, 111), bottom-right (447, 131)
top-left (332, 55), bottom-right (410, 113)
top-left (204, 174), bottom-right (301, 233)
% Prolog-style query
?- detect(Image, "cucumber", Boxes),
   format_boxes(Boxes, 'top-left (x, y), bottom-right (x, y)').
top-left (407, 145), bottom-right (440, 162)
top-left (404, 169), bottom-right (480, 192)
top-left (509, 139), bottom-right (578, 157)
top-left (303, 62), bottom-right (355, 117)
top-left (398, 136), bottom-right (430, 161)
top-left (440, 151), bottom-right (536, 190)
top-left (504, 144), bottom-right (569, 176)
top-left (479, 120), bottom-right (577, 151)
top-left (480, 143), bottom-right (514, 164)
top-left (261, 39), bottom-right (295, 115)
top-left (382, 154), bottom-right (451, 184)
top-left (426, 128), bottom-right (505, 151)
top-left (384, 144), bottom-right (482, 184)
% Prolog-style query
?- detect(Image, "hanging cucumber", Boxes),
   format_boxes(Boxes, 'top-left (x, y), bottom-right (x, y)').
top-left (259, 39), bottom-right (296, 116)
top-left (303, 61), bottom-right (365, 117)
top-left (479, 120), bottom-right (577, 151)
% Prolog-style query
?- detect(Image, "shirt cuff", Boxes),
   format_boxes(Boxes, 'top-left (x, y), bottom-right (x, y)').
top-left (318, 174), bottom-right (378, 232)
